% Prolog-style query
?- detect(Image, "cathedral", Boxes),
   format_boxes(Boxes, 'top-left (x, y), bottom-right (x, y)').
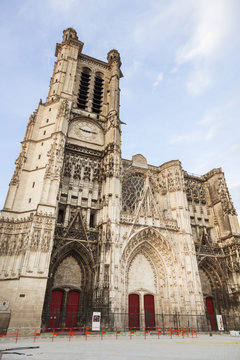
top-left (0, 28), bottom-right (240, 332)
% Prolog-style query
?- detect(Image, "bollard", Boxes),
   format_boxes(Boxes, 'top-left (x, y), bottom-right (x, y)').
top-left (15, 329), bottom-right (19, 343)
top-left (116, 328), bottom-right (120, 340)
top-left (34, 330), bottom-right (41, 343)
top-left (52, 329), bottom-right (58, 342)
top-left (85, 328), bottom-right (91, 341)
top-left (101, 330), bottom-right (106, 340)
top-left (69, 329), bottom-right (74, 342)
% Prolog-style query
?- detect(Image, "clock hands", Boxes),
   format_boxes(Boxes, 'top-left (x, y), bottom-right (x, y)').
top-left (79, 127), bottom-right (97, 135)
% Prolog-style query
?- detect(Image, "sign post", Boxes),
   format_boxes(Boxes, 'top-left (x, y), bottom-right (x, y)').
top-left (216, 315), bottom-right (224, 331)
top-left (92, 312), bottom-right (101, 331)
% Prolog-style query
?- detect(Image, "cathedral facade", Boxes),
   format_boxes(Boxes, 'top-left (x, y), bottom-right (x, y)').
top-left (0, 28), bottom-right (240, 332)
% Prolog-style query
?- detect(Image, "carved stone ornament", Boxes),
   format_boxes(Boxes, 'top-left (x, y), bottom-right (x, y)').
top-left (24, 111), bottom-right (37, 141)
top-left (184, 176), bottom-right (206, 204)
top-left (218, 176), bottom-right (236, 215)
top-left (63, 151), bottom-right (102, 182)
top-left (10, 144), bottom-right (27, 186)
top-left (45, 136), bottom-right (65, 180)
top-left (57, 99), bottom-right (70, 120)
top-left (149, 166), bottom-right (184, 195)
top-left (41, 231), bottom-right (51, 252)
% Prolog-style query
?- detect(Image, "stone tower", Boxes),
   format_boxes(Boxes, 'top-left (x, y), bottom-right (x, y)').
top-left (0, 28), bottom-right (122, 330)
top-left (1, 28), bottom-right (240, 333)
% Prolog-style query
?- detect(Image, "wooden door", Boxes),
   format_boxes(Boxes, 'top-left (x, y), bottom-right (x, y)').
top-left (144, 294), bottom-right (155, 330)
top-left (48, 290), bottom-right (63, 329)
top-left (128, 294), bottom-right (140, 330)
top-left (65, 291), bottom-right (80, 328)
top-left (206, 297), bottom-right (216, 330)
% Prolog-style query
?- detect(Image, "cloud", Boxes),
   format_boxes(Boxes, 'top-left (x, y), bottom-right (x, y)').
top-left (187, 66), bottom-right (211, 94)
top-left (229, 181), bottom-right (240, 190)
top-left (170, 67), bottom-right (178, 74)
top-left (49, 0), bottom-right (76, 11)
top-left (153, 72), bottom-right (163, 87)
top-left (121, 87), bottom-right (132, 98)
top-left (170, 99), bottom-right (237, 145)
top-left (124, 61), bottom-right (142, 79)
top-left (177, 0), bottom-right (232, 63)
top-left (176, 0), bottom-right (235, 94)
top-left (188, 141), bottom-right (240, 176)
top-left (170, 130), bottom-right (206, 145)
top-left (169, 124), bottom-right (218, 144)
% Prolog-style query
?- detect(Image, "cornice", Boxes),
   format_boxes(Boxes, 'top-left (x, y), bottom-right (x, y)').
top-left (79, 54), bottom-right (109, 70)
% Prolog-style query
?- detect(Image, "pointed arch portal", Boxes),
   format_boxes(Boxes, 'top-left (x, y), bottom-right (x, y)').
top-left (44, 240), bottom-right (94, 329)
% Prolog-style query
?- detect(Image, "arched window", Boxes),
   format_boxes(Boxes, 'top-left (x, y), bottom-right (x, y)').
top-left (122, 174), bottom-right (145, 212)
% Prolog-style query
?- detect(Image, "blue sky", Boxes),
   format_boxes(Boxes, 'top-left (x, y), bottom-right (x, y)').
top-left (0, 0), bottom-right (240, 216)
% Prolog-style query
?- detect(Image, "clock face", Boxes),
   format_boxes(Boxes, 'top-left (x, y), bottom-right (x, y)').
top-left (69, 119), bottom-right (104, 145)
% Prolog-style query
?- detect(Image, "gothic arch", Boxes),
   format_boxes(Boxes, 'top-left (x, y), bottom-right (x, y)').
top-left (199, 256), bottom-right (229, 313)
top-left (126, 241), bottom-right (167, 290)
top-left (121, 227), bottom-right (178, 314)
top-left (121, 227), bottom-right (177, 267)
top-left (42, 241), bottom-right (94, 326)
top-left (50, 241), bottom-right (94, 289)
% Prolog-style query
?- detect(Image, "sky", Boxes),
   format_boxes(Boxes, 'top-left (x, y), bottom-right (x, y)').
top-left (0, 0), bottom-right (239, 216)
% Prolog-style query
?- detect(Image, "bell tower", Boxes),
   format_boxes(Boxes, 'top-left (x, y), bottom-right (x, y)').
top-left (0, 28), bottom-right (123, 330)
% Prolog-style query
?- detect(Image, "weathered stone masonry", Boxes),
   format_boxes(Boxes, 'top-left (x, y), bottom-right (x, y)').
top-left (0, 28), bottom-right (240, 331)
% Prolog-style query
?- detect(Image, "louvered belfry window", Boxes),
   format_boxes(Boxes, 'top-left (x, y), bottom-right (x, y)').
top-left (77, 69), bottom-right (90, 109)
top-left (92, 74), bottom-right (104, 114)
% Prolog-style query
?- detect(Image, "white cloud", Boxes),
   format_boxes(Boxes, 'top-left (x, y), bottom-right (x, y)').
top-left (49, 0), bottom-right (76, 11)
top-left (124, 61), bottom-right (142, 79)
top-left (170, 131), bottom-right (201, 144)
top-left (176, 0), bottom-right (235, 94)
top-left (170, 99), bottom-right (238, 145)
top-left (121, 88), bottom-right (132, 98)
top-left (153, 72), bottom-right (163, 87)
top-left (177, 0), bottom-right (232, 64)
top-left (170, 123), bottom-right (219, 144)
top-left (170, 67), bottom-right (178, 74)
top-left (229, 181), bottom-right (240, 190)
top-left (187, 66), bottom-right (211, 94)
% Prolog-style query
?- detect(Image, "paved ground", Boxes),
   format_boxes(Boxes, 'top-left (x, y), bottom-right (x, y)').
top-left (1, 334), bottom-right (240, 360)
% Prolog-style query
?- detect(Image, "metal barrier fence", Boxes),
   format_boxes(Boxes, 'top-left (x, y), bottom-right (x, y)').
top-left (1, 312), bottom-right (240, 335)
top-left (42, 312), bottom-right (240, 333)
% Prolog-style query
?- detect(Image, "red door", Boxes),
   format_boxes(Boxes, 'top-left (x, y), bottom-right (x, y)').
top-left (48, 290), bottom-right (63, 328)
top-left (65, 291), bottom-right (80, 328)
top-left (206, 297), bottom-right (216, 330)
top-left (129, 294), bottom-right (140, 330)
top-left (144, 294), bottom-right (155, 330)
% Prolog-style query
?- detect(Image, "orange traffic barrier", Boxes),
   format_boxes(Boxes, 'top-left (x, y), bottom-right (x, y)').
top-left (0, 326), bottom-right (199, 342)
